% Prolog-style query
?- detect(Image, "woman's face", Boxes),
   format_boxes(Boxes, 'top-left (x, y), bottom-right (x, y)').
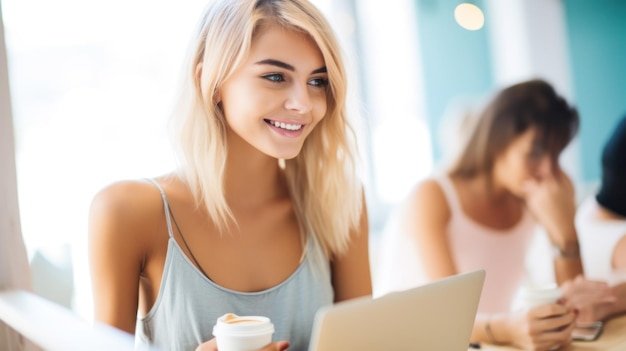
top-left (218, 23), bottom-right (328, 160)
top-left (493, 127), bottom-right (556, 197)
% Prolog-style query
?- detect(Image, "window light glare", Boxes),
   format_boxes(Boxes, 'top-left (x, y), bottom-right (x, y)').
top-left (454, 3), bottom-right (484, 31)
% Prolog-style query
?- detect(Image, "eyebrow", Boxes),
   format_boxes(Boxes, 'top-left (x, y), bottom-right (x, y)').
top-left (255, 59), bottom-right (327, 74)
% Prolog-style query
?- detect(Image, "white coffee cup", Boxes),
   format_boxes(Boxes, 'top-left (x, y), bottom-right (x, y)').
top-left (518, 284), bottom-right (565, 350)
top-left (518, 283), bottom-right (563, 309)
top-left (212, 313), bottom-right (275, 351)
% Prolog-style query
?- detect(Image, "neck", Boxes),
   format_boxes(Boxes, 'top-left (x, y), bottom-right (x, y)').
top-left (469, 172), bottom-right (516, 204)
top-left (596, 203), bottom-right (626, 221)
top-left (223, 134), bottom-right (287, 209)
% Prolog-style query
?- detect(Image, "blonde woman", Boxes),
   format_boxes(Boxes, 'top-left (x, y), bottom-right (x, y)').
top-left (88, 1), bottom-right (371, 350)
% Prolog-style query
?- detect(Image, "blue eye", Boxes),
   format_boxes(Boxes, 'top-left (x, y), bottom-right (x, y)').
top-left (262, 73), bottom-right (284, 83)
top-left (309, 77), bottom-right (328, 87)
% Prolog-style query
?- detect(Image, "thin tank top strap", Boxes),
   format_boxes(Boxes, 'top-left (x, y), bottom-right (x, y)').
top-left (433, 173), bottom-right (462, 213)
top-left (144, 178), bottom-right (175, 238)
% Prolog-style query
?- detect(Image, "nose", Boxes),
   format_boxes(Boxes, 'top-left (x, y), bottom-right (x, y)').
top-left (284, 83), bottom-right (312, 114)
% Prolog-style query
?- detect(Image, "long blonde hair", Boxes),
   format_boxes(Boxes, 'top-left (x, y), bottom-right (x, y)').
top-left (169, 0), bottom-right (362, 256)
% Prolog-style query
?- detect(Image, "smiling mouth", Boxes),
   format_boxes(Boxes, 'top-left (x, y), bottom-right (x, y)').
top-left (265, 119), bottom-right (304, 131)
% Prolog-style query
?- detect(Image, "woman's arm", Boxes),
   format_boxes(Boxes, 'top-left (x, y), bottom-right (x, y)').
top-left (397, 179), bottom-right (456, 280)
top-left (523, 171), bottom-right (583, 284)
top-left (612, 234), bottom-right (626, 315)
top-left (331, 193), bottom-right (372, 302)
top-left (560, 276), bottom-right (620, 323)
top-left (560, 233), bottom-right (626, 323)
top-left (88, 181), bottom-right (152, 334)
top-left (475, 305), bottom-right (575, 349)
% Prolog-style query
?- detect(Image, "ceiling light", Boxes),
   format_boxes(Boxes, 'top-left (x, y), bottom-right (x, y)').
top-left (454, 3), bottom-right (485, 31)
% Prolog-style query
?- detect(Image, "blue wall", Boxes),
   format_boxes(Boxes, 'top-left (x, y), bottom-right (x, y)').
top-left (414, 0), bottom-right (494, 163)
top-left (564, 0), bottom-right (626, 182)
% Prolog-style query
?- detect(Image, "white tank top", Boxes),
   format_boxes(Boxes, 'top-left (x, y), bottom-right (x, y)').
top-left (375, 174), bottom-right (536, 314)
top-left (576, 196), bottom-right (626, 284)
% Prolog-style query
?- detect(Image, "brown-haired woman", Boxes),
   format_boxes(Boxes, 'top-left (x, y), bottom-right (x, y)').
top-left (376, 79), bottom-right (611, 350)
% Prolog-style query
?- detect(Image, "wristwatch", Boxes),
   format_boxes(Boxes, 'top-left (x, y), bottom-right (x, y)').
top-left (552, 241), bottom-right (580, 259)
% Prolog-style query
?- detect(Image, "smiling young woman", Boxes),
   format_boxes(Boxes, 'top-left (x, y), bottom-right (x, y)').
top-left (216, 23), bottom-right (328, 161)
top-left (87, 1), bottom-right (371, 351)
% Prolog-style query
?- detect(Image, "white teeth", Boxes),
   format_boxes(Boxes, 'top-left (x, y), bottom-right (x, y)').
top-left (269, 120), bottom-right (303, 131)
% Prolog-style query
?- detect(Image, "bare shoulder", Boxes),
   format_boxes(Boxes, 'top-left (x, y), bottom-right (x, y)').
top-left (90, 179), bottom-right (163, 220)
top-left (401, 178), bottom-right (451, 219)
top-left (88, 178), bottom-right (166, 246)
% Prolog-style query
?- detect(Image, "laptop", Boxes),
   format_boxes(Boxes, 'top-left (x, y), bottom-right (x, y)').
top-left (308, 270), bottom-right (485, 351)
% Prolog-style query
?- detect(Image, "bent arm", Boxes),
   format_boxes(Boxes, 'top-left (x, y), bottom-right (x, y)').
top-left (88, 182), bottom-right (149, 334)
top-left (525, 171), bottom-right (583, 284)
top-left (472, 305), bottom-right (575, 349)
top-left (542, 172), bottom-right (584, 284)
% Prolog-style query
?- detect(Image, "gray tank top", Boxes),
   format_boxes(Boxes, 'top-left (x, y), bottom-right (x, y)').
top-left (137, 179), bottom-right (334, 351)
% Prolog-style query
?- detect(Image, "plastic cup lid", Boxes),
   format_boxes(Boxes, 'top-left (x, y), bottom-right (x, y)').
top-left (520, 283), bottom-right (562, 301)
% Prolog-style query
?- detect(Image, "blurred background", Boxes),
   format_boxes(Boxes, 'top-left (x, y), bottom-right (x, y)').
top-left (2, 0), bottom-right (625, 321)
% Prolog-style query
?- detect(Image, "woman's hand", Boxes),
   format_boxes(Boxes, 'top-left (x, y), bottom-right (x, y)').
top-left (560, 275), bottom-right (617, 323)
top-left (194, 338), bottom-right (217, 351)
top-left (506, 304), bottom-right (576, 351)
top-left (522, 171), bottom-right (577, 245)
top-left (195, 338), bottom-right (289, 351)
top-left (523, 171), bottom-right (585, 283)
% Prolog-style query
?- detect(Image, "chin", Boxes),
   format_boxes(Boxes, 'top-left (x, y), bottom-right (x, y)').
top-left (266, 146), bottom-right (303, 160)
top-left (275, 151), bottom-right (302, 160)
top-left (268, 142), bottom-right (306, 160)
top-left (251, 139), bottom-right (304, 160)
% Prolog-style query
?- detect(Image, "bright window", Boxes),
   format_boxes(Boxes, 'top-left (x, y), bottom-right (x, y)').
top-left (3, 0), bottom-right (430, 321)
top-left (4, 0), bottom-right (209, 320)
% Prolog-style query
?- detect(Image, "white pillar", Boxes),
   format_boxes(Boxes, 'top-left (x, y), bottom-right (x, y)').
top-left (486, 0), bottom-right (573, 98)
top-left (355, 0), bottom-right (432, 205)
top-left (0, 2), bottom-right (39, 349)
